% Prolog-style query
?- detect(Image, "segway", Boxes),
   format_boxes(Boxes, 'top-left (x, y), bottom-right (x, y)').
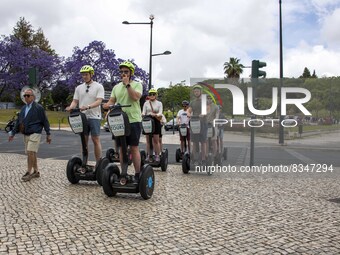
top-left (105, 136), bottom-right (133, 165)
top-left (182, 116), bottom-right (212, 175)
top-left (5, 112), bottom-right (19, 133)
top-left (66, 109), bottom-right (109, 185)
top-left (175, 123), bottom-right (188, 162)
top-left (102, 105), bottom-right (155, 200)
top-left (140, 115), bottom-right (168, 172)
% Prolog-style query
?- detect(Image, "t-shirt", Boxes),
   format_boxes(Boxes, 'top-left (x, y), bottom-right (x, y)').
top-left (74, 81), bottom-right (104, 119)
top-left (177, 109), bottom-right (190, 125)
top-left (207, 103), bottom-right (218, 122)
top-left (111, 81), bottom-right (143, 123)
top-left (142, 100), bottom-right (163, 117)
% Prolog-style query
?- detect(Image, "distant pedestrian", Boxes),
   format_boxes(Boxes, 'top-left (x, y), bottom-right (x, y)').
top-left (9, 88), bottom-right (52, 182)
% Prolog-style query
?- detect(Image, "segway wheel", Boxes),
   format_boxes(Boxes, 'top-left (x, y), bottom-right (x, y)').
top-left (106, 148), bottom-right (116, 163)
top-left (66, 157), bottom-right (82, 184)
top-left (95, 157), bottom-right (110, 186)
top-left (160, 149), bottom-right (168, 172)
top-left (175, 148), bottom-right (181, 163)
top-left (182, 153), bottom-right (190, 174)
top-left (223, 147), bottom-right (228, 161)
top-left (140, 150), bottom-right (146, 167)
top-left (102, 163), bottom-right (120, 197)
top-left (139, 165), bottom-right (155, 200)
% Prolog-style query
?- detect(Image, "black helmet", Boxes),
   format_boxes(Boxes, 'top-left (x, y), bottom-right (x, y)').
top-left (182, 100), bottom-right (189, 106)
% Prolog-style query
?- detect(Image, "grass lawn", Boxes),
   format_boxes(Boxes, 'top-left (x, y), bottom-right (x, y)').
top-left (0, 109), bottom-right (70, 129)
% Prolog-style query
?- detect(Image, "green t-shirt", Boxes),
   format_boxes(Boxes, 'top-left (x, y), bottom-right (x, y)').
top-left (111, 81), bottom-right (142, 123)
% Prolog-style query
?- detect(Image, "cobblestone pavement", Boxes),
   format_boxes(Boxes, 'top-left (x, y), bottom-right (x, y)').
top-left (1, 153), bottom-right (340, 254)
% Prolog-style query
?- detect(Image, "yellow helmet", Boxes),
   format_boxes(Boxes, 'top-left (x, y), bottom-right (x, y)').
top-left (80, 65), bottom-right (94, 75)
top-left (148, 88), bottom-right (158, 94)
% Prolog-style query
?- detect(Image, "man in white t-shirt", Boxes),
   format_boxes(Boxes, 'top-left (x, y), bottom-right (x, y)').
top-left (66, 65), bottom-right (105, 163)
top-left (177, 100), bottom-right (191, 154)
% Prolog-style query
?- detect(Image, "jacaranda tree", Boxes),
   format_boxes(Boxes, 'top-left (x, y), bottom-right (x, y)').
top-left (64, 41), bottom-right (149, 95)
top-left (0, 35), bottom-right (62, 100)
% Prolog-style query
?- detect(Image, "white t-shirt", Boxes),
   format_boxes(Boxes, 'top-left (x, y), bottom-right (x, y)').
top-left (74, 81), bottom-right (104, 119)
top-left (177, 109), bottom-right (190, 125)
top-left (142, 100), bottom-right (163, 117)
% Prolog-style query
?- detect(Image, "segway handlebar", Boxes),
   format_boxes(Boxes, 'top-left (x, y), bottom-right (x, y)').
top-left (107, 104), bottom-right (131, 110)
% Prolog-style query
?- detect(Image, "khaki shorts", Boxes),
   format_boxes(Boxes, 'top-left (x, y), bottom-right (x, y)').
top-left (24, 133), bottom-right (42, 153)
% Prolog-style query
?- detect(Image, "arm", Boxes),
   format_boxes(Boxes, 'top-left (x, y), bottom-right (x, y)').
top-left (87, 98), bottom-right (103, 110)
top-left (156, 102), bottom-right (163, 117)
top-left (142, 101), bottom-right (147, 116)
top-left (122, 75), bottom-right (141, 101)
top-left (103, 97), bottom-right (116, 110)
top-left (66, 99), bottom-right (79, 112)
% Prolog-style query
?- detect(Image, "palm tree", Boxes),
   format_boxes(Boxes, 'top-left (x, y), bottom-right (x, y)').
top-left (223, 57), bottom-right (245, 78)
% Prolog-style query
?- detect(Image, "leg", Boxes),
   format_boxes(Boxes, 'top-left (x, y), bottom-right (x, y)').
top-left (153, 134), bottom-right (161, 155)
top-left (91, 135), bottom-right (102, 162)
top-left (145, 134), bottom-right (151, 157)
top-left (27, 151), bottom-right (35, 174)
top-left (130, 146), bottom-right (141, 174)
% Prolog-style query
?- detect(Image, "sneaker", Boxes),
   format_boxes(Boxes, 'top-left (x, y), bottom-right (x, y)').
top-left (133, 173), bottom-right (140, 185)
top-left (155, 155), bottom-right (160, 163)
top-left (21, 172), bottom-right (32, 182)
top-left (31, 171), bottom-right (40, 178)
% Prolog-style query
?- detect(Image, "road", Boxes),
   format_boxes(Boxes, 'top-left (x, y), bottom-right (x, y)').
top-left (1, 129), bottom-right (340, 254)
top-left (1, 129), bottom-right (340, 167)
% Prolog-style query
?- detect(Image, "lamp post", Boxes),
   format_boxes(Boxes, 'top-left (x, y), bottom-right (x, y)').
top-left (152, 50), bottom-right (171, 57)
top-left (123, 15), bottom-right (154, 90)
top-left (278, 0), bottom-right (285, 145)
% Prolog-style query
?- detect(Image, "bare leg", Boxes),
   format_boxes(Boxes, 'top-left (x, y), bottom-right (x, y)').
top-left (130, 146), bottom-right (141, 174)
top-left (92, 135), bottom-right (102, 162)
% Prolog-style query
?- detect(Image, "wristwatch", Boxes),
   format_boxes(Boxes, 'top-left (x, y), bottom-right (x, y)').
top-left (126, 84), bottom-right (131, 89)
top-left (88, 105), bottom-right (91, 109)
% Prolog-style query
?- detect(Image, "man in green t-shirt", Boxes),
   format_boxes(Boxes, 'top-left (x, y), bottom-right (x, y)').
top-left (103, 61), bottom-right (142, 183)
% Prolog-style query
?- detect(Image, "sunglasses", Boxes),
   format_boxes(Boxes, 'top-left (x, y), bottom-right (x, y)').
top-left (23, 94), bottom-right (32, 98)
top-left (119, 70), bottom-right (130, 74)
top-left (86, 85), bottom-right (90, 93)
top-left (149, 93), bottom-right (156, 96)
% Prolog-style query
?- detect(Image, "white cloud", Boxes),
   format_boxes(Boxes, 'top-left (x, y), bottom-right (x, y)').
top-left (1, 0), bottom-right (340, 88)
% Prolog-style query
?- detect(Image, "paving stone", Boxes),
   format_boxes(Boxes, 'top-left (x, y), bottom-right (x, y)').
top-left (0, 153), bottom-right (340, 254)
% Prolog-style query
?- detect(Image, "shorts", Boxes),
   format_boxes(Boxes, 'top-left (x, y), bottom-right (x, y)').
top-left (24, 133), bottom-right (41, 153)
top-left (180, 127), bottom-right (190, 142)
top-left (84, 119), bottom-right (101, 136)
top-left (116, 122), bottom-right (141, 147)
top-left (153, 117), bottom-right (162, 135)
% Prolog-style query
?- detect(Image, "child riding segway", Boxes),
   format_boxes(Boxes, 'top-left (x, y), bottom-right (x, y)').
top-left (102, 104), bottom-right (155, 199)
top-left (176, 100), bottom-right (190, 162)
top-left (66, 109), bottom-right (109, 185)
top-left (140, 89), bottom-right (168, 172)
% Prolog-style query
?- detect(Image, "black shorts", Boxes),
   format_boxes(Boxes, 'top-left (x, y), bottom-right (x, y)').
top-left (153, 117), bottom-right (162, 135)
top-left (116, 122), bottom-right (142, 147)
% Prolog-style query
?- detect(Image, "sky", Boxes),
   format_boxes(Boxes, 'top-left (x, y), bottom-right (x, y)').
top-left (1, 0), bottom-right (340, 89)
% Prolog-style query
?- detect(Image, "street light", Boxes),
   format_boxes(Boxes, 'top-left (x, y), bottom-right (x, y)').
top-left (122, 15), bottom-right (154, 90)
top-left (152, 50), bottom-right (171, 57)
